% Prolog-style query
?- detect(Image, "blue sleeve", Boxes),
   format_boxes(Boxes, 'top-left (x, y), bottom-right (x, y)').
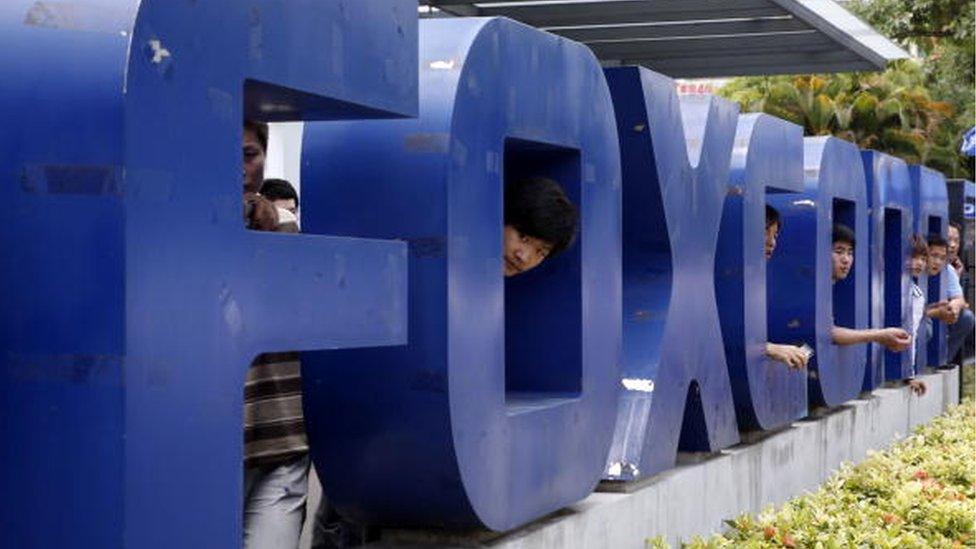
top-left (945, 265), bottom-right (963, 298)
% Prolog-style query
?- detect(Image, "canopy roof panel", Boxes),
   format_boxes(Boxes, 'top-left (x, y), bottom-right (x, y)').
top-left (420, 0), bottom-right (908, 78)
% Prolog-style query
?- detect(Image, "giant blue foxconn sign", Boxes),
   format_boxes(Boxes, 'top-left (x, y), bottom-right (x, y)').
top-left (0, 2), bottom-right (954, 547)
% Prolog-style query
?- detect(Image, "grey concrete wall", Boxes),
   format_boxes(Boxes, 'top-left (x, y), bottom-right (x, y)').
top-left (361, 367), bottom-right (958, 549)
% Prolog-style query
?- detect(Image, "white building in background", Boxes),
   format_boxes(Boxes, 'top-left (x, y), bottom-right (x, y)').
top-left (265, 122), bottom-right (304, 196)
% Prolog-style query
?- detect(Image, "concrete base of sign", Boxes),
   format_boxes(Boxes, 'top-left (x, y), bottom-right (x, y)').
top-left (348, 367), bottom-right (959, 549)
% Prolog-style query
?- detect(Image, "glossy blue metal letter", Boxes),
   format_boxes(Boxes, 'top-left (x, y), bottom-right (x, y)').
top-left (301, 18), bottom-right (621, 531)
top-left (910, 166), bottom-right (950, 368)
top-left (603, 67), bottom-right (739, 480)
top-left (947, 179), bottom-right (975, 224)
top-left (0, 1), bottom-right (415, 547)
top-left (775, 137), bottom-right (869, 407)
top-left (861, 151), bottom-right (914, 386)
top-left (715, 114), bottom-right (807, 430)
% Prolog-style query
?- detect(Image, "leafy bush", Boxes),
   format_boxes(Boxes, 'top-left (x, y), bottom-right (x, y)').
top-left (962, 364), bottom-right (974, 401)
top-left (648, 402), bottom-right (976, 548)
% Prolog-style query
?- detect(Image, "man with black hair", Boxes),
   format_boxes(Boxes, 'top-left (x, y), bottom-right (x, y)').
top-left (829, 224), bottom-right (914, 355)
top-left (260, 178), bottom-right (300, 233)
top-left (829, 224), bottom-right (856, 283)
top-left (927, 234), bottom-right (974, 364)
top-left (947, 222), bottom-right (965, 278)
top-left (261, 178), bottom-right (300, 215)
top-left (503, 177), bottom-right (579, 277)
top-left (763, 205), bottom-right (811, 369)
top-left (243, 120), bottom-right (279, 231)
top-left (243, 120), bottom-right (268, 192)
top-left (764, 204), bottom-right (781, 260)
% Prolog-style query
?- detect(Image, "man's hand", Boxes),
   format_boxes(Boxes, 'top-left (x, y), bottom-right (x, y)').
top-left (766, 343), bottom-right (810, 370)
top-left (876, 328), bottom-right (911, 352)
top-left (244, 192), bottom-right (279, 232)
top-left (926, 301), bottom-right (954, 323)
top-left (906, 378), bottom-right (927, 396)
top-left (946, 300), bottom-right (965, 324)
top-left (950, 256), bottom-right (965, 277)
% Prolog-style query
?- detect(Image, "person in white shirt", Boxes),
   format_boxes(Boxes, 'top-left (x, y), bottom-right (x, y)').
top-left (905, 235), bottom-right (956, 395)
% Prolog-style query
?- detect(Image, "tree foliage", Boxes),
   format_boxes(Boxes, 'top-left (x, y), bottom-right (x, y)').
top-left (717, 0), bottom-right (974, 179)
top-left (848, 0), bottom-right (974, 45)
top-left (848, 0), bottom-right (974, 128)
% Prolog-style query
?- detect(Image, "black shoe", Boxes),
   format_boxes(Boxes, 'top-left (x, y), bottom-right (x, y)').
top-left (935, 363), bottom-right (959, 370)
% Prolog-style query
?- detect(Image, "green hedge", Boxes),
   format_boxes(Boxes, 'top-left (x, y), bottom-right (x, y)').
top-left (649, 402), bottom-right (975, 548)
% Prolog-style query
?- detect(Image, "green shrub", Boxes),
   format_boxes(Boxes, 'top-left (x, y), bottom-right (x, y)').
top-left (962, 364), bottom-right (974, 401)
top-left (648, 402), bottom-right (976, 548)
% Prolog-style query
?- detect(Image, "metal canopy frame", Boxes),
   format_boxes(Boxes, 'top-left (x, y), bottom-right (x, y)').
top-left (421, 0), bottom-right (908, 78)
